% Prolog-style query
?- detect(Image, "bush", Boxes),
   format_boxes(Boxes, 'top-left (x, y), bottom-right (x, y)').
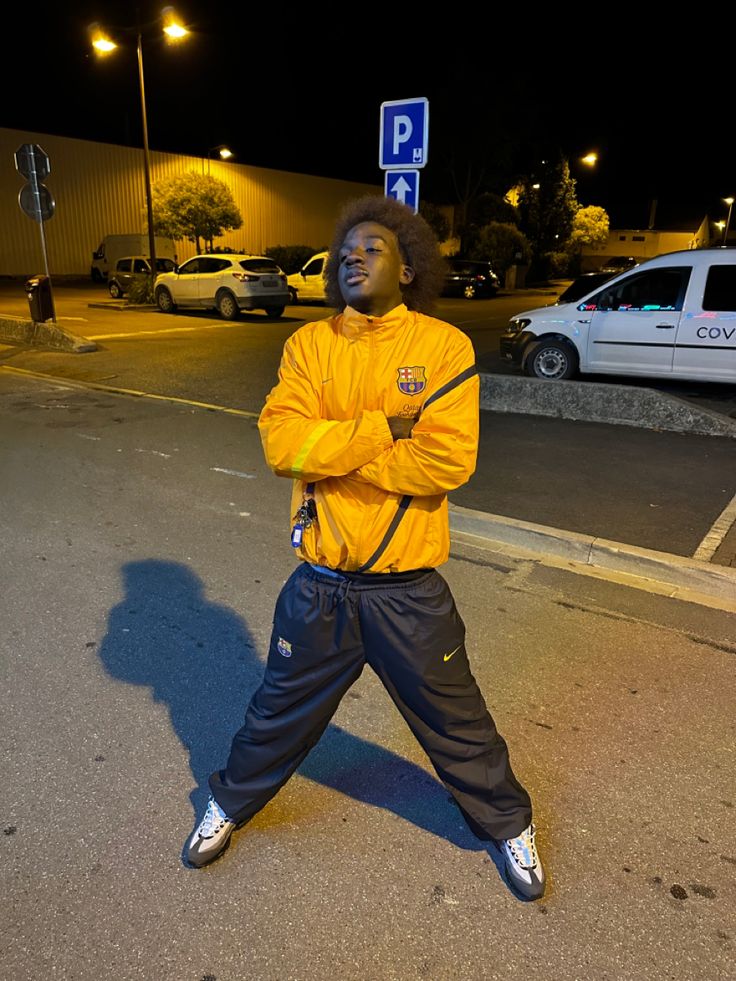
top-left (548, 251), bottom-right (573, 277)
top-left (470, 222), bottom-right (531, 275)
top-left (265, 245), bottom-right (319, 275)
top-left (126, 274), bottom-right (155, 305)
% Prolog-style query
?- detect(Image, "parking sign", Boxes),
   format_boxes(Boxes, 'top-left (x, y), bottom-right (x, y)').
top-left (379, 98), bottom-right (429, 170)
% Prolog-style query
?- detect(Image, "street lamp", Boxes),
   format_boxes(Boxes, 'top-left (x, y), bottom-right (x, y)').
top-left (89, 8), bottom-right (188, 279)
top-left (581, 152), bottom-right (598, 167)
top-left (206, 145), bottom-right (234, 176)
top-left (723, 197), bottom-right (734, 246)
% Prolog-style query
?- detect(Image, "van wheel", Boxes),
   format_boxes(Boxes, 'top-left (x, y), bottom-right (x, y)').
top-left (216, 290), bottom-right (240, 320)
top-left (525, 340), bottom-right (578, 380)
top-left (288, 287), bottom-right (298, 305)
top-left (463, 284), bottom-right (477, 299)
top-left (155, 286), bottom-right (176, 313)
top-left (91, 268), bottom-right (104, 283)
top-left (264, 306), bottom-right (285, 318)
top-left (108, 280), bottom-right (123, 299)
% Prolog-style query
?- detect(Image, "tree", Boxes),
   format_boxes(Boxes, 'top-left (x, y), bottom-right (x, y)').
top-left (472, 222), bottom-right (531, 275)
top-left (517, 156), bottom-right (579, 277)
top-left (418, 202), bottom-right (451, 243)
top-left (569, 205), bottom-right (610, 251)
top-left (151, 172), bottom-right (243, 253)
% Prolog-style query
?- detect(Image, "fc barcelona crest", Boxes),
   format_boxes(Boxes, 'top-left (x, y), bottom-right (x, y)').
top-left (397, 365), bottom-right (427, 396)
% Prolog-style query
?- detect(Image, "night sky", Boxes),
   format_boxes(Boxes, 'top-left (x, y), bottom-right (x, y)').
top-left (6, 4), bottom-right (733, 231)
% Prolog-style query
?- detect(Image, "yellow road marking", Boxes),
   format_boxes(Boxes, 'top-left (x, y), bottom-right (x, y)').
top-left (0, 365), bottom-right (259, 418)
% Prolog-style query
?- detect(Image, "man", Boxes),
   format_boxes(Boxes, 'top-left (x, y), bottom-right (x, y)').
top-left (186, 196), bottom-right (545, 900)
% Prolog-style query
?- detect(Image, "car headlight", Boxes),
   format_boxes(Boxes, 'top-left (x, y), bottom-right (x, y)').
top-left (507, 318), bottom-right (530, 333)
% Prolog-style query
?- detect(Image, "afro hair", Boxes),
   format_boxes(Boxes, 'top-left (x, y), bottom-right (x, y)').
top-left (324, 196), bottom-right (445, 314)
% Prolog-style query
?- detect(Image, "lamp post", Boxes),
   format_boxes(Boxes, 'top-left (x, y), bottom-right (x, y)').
top-left (723, 197), bottom-right (734, 246)
top-left (206, 145), bottom-right (234, 176)
top-left (89, 8), bottom-right (188, 279)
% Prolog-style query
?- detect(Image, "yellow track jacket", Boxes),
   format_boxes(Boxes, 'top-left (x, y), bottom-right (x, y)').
top-left (258, 303), bottom-right (479, 572)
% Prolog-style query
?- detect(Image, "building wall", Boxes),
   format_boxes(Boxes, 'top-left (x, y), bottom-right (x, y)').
top-left (1, 128), bottom-right (381, 277)
top-left (581, 228), bottom-right (697, 270)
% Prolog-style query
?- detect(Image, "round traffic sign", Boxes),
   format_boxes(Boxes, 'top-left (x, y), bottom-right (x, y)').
top-left (18, 183), bottom-right (55, 222)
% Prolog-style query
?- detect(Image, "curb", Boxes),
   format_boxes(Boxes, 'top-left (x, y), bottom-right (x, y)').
top-left (0, 315), bottom-right (97, 353)
top-left (449, 503), bottom-right (736, 607)
top-left (479, 373), bottom-right (736, 439)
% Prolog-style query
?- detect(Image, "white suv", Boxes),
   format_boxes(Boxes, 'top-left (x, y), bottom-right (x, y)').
top-left (500, 248), bottom-right (736, 383)
top-left (154, 254), bottom-right (289, 319)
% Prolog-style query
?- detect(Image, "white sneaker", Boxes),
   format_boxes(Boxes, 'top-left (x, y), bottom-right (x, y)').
top-left (186, 796), bottom-right (236, 868)
top-left (500, 823), bottom-right (545, 899)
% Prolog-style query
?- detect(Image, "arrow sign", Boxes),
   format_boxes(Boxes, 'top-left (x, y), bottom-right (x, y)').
top-left (385, 170), bottom-right (419, 213)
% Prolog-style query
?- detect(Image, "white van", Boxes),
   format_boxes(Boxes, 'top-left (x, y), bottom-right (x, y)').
top-left (287, 252), bottom-right (328, 304)
top-left (91, 235), bottom-right (176, 282)
top-left (500, 248), bottom-right (736, 384)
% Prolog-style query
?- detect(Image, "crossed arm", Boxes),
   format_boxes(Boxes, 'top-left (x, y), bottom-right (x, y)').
top-left (258, 332), bottom-right (479, 496)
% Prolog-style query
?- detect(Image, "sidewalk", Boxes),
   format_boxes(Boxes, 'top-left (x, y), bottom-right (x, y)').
top-left (2, 370), bottom-right (735, 981)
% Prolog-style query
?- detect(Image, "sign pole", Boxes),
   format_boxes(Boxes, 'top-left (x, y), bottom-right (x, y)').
top-left (15, 143), bottom-right (56, 321)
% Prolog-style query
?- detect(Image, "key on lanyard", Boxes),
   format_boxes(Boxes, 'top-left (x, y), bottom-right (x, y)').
top-left (291, 497), bottom-right (317, 547)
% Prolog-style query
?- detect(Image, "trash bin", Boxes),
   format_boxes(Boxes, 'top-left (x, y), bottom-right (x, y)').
top-left (25, 274), bottom-right (55, 322)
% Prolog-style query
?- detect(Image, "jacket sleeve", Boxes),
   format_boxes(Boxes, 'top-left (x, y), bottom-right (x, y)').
top-left (353, 335), bottom-right (479, 496)
top-left (258, 328), bottom-right (394, 482)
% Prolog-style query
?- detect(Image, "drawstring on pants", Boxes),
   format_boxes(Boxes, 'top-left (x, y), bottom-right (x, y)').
top-left (334, 577), bottom-right (353, 607)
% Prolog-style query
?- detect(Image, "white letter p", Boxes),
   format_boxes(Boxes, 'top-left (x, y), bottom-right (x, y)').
top-left (393, 115), bottom-right (413, 156)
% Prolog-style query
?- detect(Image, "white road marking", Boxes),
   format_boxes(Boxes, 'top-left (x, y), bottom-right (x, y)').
top-left (76, 434), bottom-right (101, 441)
top-left (693, 491), bottom-right (736, 561)
top-left (0, 366), bottom-right (259, 419)
top-left (87, 323), bottom-right (231, 340)
top-left (135, 448), bottom-right (172, 458)
top-left (210, 467), bottom-right (256, 479)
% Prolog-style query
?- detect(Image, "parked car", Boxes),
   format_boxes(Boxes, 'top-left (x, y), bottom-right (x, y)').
top-left (500, 248), bottom-right (736, 383)
top-left (599, 255), bottom-right (638, 275)
top-left (442, 258), bottom-right (500, 299)
top-left (287, 252), bottom-right (328, 304)
top-left (91, 234), bottom-right (175, 281)
top-left (154, 254), bottom-right (289, 319)
top-left (555, 272), bottom-right (615, 305)
top-left (108, 256), bottom-right (177, 298)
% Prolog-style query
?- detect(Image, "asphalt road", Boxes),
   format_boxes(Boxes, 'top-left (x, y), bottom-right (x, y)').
top-left (1, 281), bottom-right (735, 563)
top-left (2, 370), bottom-right (735, 981)
top-left (3, 279), bottom-right (736, 416)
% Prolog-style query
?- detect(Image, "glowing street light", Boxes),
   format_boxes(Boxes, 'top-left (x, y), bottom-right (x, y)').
top-left (89, 9), bottom-right (189, 278)
top-left (581, 152), bottom-right (598, 167)
top-left (206, 145), bottom-right (234, 175)
top-left (723, 197), bottom-right (734, 246)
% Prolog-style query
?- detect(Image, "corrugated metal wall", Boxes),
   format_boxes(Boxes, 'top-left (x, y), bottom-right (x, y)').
top-left (1, 127), bottom-right (381, 276)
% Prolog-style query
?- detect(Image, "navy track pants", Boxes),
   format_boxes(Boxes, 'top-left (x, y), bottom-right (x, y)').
top-left (210, 563), bottom-right (532, 839)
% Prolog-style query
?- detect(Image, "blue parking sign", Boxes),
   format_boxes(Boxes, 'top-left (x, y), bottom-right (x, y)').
top-left (384, 170), bottom-right (420, 213)
top-left (379, 98), bottom-right (429, 169)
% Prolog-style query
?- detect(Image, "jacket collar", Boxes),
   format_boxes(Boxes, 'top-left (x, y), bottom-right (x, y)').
top-left (340, 304), bottom-right (409, 339)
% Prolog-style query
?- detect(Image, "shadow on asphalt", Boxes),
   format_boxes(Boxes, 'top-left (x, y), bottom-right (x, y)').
top-left (97, 559), bottom-right (485, 854)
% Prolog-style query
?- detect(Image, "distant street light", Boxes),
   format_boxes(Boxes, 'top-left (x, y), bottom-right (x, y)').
top-left (89, 8), bottom-right (189, 278)
top-left (581, 152), bottom-right (598, 167)
top-left (723, 197), bottom-right (734, 246)
top-left (206, 145), bottom-right (234, 176)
